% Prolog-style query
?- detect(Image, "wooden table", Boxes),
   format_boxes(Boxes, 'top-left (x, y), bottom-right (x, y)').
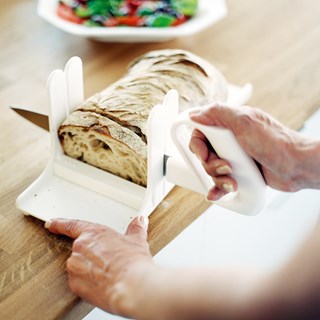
top-left (1, 0), bottom-right (320, 319)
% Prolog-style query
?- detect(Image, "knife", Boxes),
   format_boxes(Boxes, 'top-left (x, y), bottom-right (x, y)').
top-left (10, 106), bottom-right (49, 131)
top-left (10, 105), bottom-right (266, 215)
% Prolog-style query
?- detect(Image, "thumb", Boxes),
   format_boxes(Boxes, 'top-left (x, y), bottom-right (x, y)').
top-left (125, 216), bottom-right (149, 240)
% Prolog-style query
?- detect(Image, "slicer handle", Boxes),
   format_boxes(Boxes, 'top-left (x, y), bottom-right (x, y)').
top-left (170, 109), bottom-right (266, 215)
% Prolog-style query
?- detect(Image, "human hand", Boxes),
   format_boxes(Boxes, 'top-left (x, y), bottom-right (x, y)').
top-left (189, 104), bottom-right (317, 200)
top-left (45, 216), bottom-right (153, 317)
top-left (44, 216), bottom-right (320, 320)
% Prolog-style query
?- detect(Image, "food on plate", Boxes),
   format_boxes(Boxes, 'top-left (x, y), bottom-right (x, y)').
top-left (58, 49), bottom-right (228, 186)
top-left (57, 0), bottom-right (198, 27)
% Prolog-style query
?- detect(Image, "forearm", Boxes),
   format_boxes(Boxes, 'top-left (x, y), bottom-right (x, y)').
top-left (118, 224), bottom-right (320, 320)
top-left (123, 262), bottom-right (268, 320)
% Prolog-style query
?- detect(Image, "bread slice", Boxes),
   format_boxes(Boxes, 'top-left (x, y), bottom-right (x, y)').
top-left (58, 49), bottom-right (228, 186)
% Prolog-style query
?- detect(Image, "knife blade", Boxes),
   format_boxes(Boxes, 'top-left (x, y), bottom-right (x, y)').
top-left (10, 106), bottom-right (49, 131)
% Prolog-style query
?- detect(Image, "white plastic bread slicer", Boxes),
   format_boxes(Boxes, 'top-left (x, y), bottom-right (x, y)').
top-left (16, 57), bottom-right (266, 233)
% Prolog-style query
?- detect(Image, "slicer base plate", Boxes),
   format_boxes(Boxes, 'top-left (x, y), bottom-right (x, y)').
top-left (17, 167), bottom-right (137, 233)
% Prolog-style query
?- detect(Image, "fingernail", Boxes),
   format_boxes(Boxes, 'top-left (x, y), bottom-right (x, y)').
top-left (44, 220), bottom-right (52, 229)
top-left (197, 154), bottom-right (204, 163)
top-left (222, 183), bottom-right (235, 193)
top-left (206, 195), bottom-right (213, 202)
top-left (139, 216), bottom-right (149, 229)
top-left (216, 165), bottom-right (232, 175)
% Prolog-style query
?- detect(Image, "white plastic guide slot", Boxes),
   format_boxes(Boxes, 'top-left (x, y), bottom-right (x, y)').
top-left (169, 109), bottom-right (266, 215)
top-left (15, 57), bottom-right (260, 233)
top-left (48, 58), bottom-right (149, 211)
top-left (16, 57), bottom-right (175, 232)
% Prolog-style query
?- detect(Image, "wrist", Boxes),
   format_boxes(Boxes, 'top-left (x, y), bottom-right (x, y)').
top-left (108, 258), bottom-right (157, 318)
top-left (129, 263), bottom-right (176, 320)
top-left (114, 261), bottom-right (187, 320)
top-left (293, 136), bottom-right (320, 190)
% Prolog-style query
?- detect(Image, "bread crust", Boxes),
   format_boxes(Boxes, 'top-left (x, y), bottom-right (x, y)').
top-left (58, 49), bottom-right (228, 186)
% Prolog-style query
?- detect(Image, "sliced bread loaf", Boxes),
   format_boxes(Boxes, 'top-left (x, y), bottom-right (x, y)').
top-left (58, 49), bottom-right (228, 186)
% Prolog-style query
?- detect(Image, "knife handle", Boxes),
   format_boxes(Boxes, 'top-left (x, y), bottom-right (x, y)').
top-left (170, 109), bottom-right (266, 215)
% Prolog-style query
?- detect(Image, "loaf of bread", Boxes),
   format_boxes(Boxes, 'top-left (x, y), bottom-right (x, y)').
top-left (58, 49), bottom-right (228, 186)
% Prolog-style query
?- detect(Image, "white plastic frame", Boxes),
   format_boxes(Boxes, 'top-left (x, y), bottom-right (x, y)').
top-left (16, 57), bottom-right (257, 232)
top-left (16, 57), bottom-right (176, 233)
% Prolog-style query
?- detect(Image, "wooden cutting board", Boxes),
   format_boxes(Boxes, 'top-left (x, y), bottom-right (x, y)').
top-left (1, 0), bottom-right (320, 319)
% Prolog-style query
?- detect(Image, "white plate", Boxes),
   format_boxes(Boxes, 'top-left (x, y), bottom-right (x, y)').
top-left (37, 0), bottom-right (227, 42)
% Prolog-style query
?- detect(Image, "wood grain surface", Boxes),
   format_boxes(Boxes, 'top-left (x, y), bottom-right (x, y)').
top-left (1, 0), bottom-right (320, 319)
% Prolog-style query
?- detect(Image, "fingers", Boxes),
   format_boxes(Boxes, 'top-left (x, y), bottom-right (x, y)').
top-left (189, 106), bottom-right (239, 201)
top-left (66, 252), bottom-right (90, 276)
top-left (189, 129), bottom-right (210, 162)
top-left (125, 216), bottom-right (149, 240)
top-left (190, 129), bottom-right (233, 173)
top-left (209, 176), bottom-right (237, 200)
top-left (207, 186), bottom-right (228, 201)
top-left (46, 216), bottom-right (149, 242)
top-left (190, 103), bottom-right (237, 128)
top-left (190, 128), bottom-right (236, 193)
top-left (200, 152), bottom-right (238, 200)
top-left (45, 218), bottom-right (91, 239)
